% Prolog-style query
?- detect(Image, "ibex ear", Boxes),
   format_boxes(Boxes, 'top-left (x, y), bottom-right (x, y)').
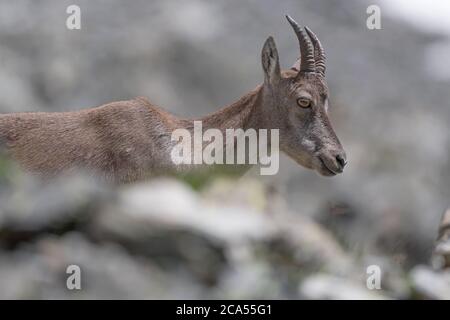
top-left (261, 36), bottom-right (281, 86)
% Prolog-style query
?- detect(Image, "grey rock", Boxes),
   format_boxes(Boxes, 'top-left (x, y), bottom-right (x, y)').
top-left (300, 274), bottom-right (388, 300)
top-left (410, 266), bottom-right (450, 300)
top-left (0, 174), bottom-right (108, 242)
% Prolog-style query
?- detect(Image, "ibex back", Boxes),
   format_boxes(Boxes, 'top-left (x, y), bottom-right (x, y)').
top-left (0, 16), bottom-right (347, 183)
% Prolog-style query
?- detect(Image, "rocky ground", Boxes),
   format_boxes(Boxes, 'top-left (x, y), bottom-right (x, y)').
top-left (0, 160), bottom-right (449, 299)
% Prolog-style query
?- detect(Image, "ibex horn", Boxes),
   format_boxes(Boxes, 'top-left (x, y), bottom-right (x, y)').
top-left (285, 15), bottom-right (316, 76)
top-left (305, 26), bottom-right (326, 77)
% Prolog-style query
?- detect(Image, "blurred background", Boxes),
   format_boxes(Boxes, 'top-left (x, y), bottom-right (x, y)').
top-left (0, 0), bottom-right (449, 299)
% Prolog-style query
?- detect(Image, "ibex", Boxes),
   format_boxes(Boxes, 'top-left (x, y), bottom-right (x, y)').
top-left (0, 16), bottom-right (346, 183)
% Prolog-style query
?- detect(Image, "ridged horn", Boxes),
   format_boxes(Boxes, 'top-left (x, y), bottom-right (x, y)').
top-left (305, 26), bottom-right (326, 77)
top-left (285, 15), bottom-right (316, 76)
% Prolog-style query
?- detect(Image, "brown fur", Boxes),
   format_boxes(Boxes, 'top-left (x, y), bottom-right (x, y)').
top-left (0, 97), bottom-right (178, 182)
top-left (0, 90), bottom-right (267, 183)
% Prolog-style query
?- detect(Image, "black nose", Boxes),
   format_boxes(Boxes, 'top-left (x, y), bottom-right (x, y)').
top-left (336, 154), bottom-right (347, 170)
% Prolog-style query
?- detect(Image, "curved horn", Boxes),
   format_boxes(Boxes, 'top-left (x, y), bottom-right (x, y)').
top-left (285, 15), bottom-right (315, 76)
top-left (305, 26), bottom-right (326, 77)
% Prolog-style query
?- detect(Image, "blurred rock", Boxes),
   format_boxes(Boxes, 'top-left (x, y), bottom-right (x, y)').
top-left (0, 173), bottom-right (369, 299)
top-left (410, 266), bottom-right (450, 300)
top-left (432, 208), bottom-right (450, 270)
top-left (361, 255), bottom-right (411, 299)
top-left (0, 173), bottom-right (108, 248)
top-left (97, 179), bottom-right (277, 245)
top-left (299, 274), bottom-right (387, 300)
top-left (0, 171), bottom-right (447, 299)
top-left (0, 233), bottom-right (205, 299)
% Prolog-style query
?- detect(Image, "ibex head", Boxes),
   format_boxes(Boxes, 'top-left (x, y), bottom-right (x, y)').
top-left (260, 15), bottom-right (347, 176)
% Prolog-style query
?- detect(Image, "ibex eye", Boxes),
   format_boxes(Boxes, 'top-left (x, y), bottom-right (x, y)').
top-left (297, 98), bottom-right (311, 108)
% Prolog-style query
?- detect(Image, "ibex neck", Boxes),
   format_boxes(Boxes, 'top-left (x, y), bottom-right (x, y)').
top-left (184, 85), bottom-right (263, 132)
top-left (168, 85), bottom-right (270, 174)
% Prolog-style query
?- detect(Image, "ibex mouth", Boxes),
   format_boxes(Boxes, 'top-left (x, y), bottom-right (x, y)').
top-left (318, 157), bottom-right (338, 176)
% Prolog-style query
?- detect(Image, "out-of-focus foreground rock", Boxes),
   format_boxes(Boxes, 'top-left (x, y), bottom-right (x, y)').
top-left (0, 164), bottom-right (448, 299)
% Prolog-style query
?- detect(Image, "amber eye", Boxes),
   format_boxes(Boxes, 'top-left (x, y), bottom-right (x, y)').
top-left (297, 98), bottom-right (311, 108)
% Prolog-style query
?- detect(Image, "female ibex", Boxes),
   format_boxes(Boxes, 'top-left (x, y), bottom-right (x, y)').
top-left (0, 16), bottom-right (346, 183)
